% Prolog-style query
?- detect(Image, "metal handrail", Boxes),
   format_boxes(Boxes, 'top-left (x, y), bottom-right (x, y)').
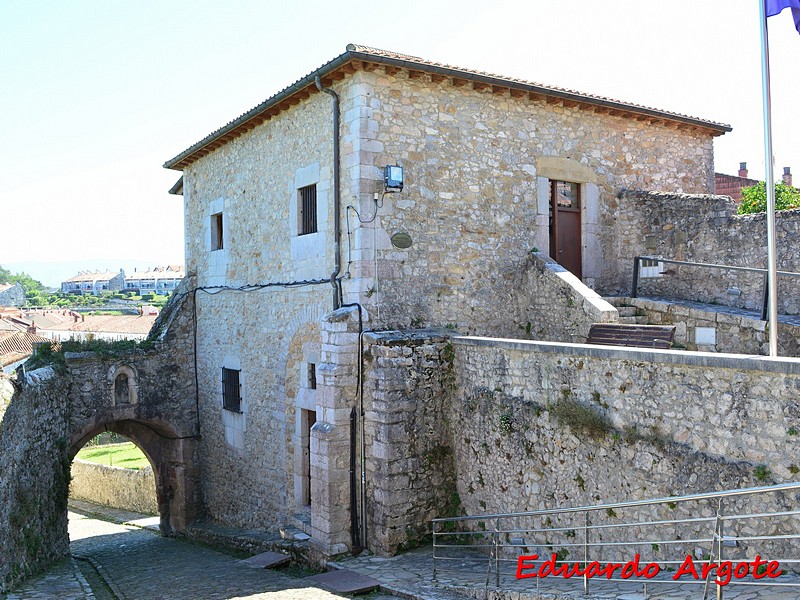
top-left (432, 482), bottom-right (800, 599)
top-left (631, 256), bottom-right (800, 321)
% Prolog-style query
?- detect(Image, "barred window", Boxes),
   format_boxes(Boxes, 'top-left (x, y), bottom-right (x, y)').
top-left (221, 367), bottom-right (241, 413)
top-left (298, 184), bottom-right (317, 235)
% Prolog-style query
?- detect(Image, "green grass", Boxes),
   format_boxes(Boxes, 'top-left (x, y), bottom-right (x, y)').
top-left (76, 442), bottom-right (150, 470)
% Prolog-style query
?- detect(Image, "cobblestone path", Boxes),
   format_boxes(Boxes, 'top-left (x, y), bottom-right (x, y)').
top-left (5, 508), bottom-right (400, 600)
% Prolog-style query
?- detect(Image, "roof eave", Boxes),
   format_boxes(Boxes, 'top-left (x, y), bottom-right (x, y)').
top-left (164, 47), bottom-right (731, 171)
top-left (163, 50), bottom-right (355, 171)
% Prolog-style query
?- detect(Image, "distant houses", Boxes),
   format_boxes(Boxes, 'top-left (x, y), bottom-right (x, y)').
top-left (124, 265), bottom-right (185, 295)
top-left (60, 266), bottom-right (185, 296)
top-left (61, 270), bottom-right (125, 295)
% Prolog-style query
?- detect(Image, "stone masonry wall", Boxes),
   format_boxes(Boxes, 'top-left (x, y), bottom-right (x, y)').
top-left (511, 252), bottom-right (617, 343)
top-left (617, 296), bottom-right (800, 357)
top-left (613, 190), bottom-right (800, 313)
top-left (346, 67), bottom-right (716, 335)
top-left (361, 328), bottom-right (456, 556)
top-left (0, 368), bottom-right (71, 593)
top-left (452, 337), bottom-right (800, 504)
top-left (449, 337), bottom-right (800, 562)
top-left (70, 459), bottom-right (158, 515)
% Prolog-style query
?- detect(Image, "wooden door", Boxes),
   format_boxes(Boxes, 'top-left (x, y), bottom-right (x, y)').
top-left (549, 180), bottom-right (582, 279)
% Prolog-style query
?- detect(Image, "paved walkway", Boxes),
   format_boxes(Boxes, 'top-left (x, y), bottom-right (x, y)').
top-left (7, 502), bottom-right (799, 600)
top-left (334, 546), bottom-right (800, 600)
top-left (4, 502), bottom-right (400, 600)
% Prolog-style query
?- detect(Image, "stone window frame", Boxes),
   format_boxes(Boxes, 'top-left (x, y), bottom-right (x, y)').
top-left (220, 356), bottom-right (247, 454)
top-left (221, 367), bottom-right (242, 413)
top-left (298, 184), bottom-right (318, 236)
top-left (289, 163), bottom-right (328, 264)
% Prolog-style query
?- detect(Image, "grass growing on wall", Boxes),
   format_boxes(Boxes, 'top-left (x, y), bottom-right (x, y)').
top-left (76, 442), bottom-right (149, 470)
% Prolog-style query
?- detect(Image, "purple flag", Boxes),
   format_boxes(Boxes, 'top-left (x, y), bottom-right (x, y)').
top-left (766, 0), bottom-right (800, 33)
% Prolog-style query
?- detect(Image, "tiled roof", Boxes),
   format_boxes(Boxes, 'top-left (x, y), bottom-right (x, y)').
top-left (0, 283), bottom-right (17, 293)
top-left (0, 330), bottom-right (57, 367)
top-left (39, 314), bottom-right (157, 335)
top-left (127, 266), bottom-right (185, 281)
top-left (165, 43), bottom-right (732, 170)
top-left (63, 271), bottom-right (121, 283)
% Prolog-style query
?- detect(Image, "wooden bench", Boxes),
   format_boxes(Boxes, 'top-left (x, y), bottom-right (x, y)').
top-left (586, 323), bottom-right (676, 349)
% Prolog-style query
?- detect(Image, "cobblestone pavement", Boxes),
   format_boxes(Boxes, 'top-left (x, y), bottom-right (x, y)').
top-left (5, 505), bottom-right (400, 600)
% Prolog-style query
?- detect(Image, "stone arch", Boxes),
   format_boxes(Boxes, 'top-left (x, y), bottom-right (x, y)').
top-left (107, 364), bottom-right (138, 406)
top-left (69, 418), bottom-right (200, 535)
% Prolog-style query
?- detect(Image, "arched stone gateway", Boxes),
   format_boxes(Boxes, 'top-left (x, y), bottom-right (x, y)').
top-left (69, 418), bottom-right (200, 534)
top-left (0, 283), bottom-right (202, 593)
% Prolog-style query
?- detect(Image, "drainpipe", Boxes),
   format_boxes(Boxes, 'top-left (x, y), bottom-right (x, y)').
top-left (314, 76), bottom-right (342, 311)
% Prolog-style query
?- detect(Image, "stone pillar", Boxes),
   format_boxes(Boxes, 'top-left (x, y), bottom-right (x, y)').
top-left (311, 305), bottom-right (362, 555)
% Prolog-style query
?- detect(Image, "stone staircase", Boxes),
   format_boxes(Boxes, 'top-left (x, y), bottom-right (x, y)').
top-left (605, 297), bottom-right (650, 325)
top-left (614, 303), bottom-right (649, 325)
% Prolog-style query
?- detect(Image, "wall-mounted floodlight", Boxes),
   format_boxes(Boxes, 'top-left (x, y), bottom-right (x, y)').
top-left (384, 165), bottom-right (404, 192)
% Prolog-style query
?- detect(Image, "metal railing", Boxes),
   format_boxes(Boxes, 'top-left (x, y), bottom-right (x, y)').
top-left (631, 256), bottom-right (800, 321)
top-left (432, 482), bottom-right (800, 599)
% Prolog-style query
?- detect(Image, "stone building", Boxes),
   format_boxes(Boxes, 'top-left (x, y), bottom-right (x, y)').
top-left (163, 44), bottom-right (732, 555)
top-left (0, 282), bottom-right (25, 307)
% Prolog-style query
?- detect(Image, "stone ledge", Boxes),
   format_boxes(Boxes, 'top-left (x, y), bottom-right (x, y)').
top-left (453, 335), bottom-right (800, 374)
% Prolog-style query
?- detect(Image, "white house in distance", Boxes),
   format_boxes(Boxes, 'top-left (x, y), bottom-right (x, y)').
top-left (124, 265), bottom-right (185, 295)
top-left (61, 270), bottom-right (125, 295)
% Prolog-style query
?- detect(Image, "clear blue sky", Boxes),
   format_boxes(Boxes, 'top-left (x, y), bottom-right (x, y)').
top-left (1, 0), bottom-right (798, 287)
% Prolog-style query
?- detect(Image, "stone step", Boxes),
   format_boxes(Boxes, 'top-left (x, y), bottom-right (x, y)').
top-left (616, 306), bottom-right (637, 317)
top-left (618, 316), bottom-right (649, 325)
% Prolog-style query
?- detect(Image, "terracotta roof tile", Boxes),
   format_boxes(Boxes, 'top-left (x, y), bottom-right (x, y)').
top-left (165, 44), bottom-right (731, 171)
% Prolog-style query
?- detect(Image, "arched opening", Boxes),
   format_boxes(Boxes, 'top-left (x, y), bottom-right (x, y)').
top-left (68, 418), bottom-right (200, 536)
top-left (70, 431), bottom-right (159, 517)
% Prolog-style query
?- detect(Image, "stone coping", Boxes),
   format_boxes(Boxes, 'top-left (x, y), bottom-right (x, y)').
top-left (453, 335), bottom-right (800, 375)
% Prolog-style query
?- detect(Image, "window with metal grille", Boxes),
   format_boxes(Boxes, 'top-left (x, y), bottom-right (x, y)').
top-left (298, 184), bottom-right (317, 235)
top-left (308, 363), bottom-right (316, 390)
top-left (221, 367), bottom-right (241, 412)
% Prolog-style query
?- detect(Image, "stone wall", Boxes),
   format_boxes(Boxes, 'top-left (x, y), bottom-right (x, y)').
top-left (616, 296), bottom-right (800, 356)
top-left (348, 67), bottom-right (716, 334)
top-left (345, 330), bottom-right (800, 556)
top-left (452, 337), bottom-right (800, 506)
top-left (613, 190), bottom-right (800, 314)
top-left (70, 459), bottom-right (158, 515)
top-left (361, 328), bottom-right (456, 556)
top-left (0, 368), bottom-right (71, 593)
top-left (512, 253), bottom-right (617, 343)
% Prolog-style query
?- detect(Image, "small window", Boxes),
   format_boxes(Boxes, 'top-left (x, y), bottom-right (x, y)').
top-left (211, 212), bottom-right (224, 250)
top-left (308, 363), bottom-right (317, 390)
top-left (221, 367), bottom-right (241, 412)
top-left (298, 185), bottom-right (317, 235)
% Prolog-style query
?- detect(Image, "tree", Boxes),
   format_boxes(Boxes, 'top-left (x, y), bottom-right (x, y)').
top-left (738, 181), bottom-right (800, 215)
top-left (0, 265), bottom-right (46, 297)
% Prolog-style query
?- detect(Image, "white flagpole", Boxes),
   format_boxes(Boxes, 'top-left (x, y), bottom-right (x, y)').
top-left (759, 0), bottom-right (779, 357)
